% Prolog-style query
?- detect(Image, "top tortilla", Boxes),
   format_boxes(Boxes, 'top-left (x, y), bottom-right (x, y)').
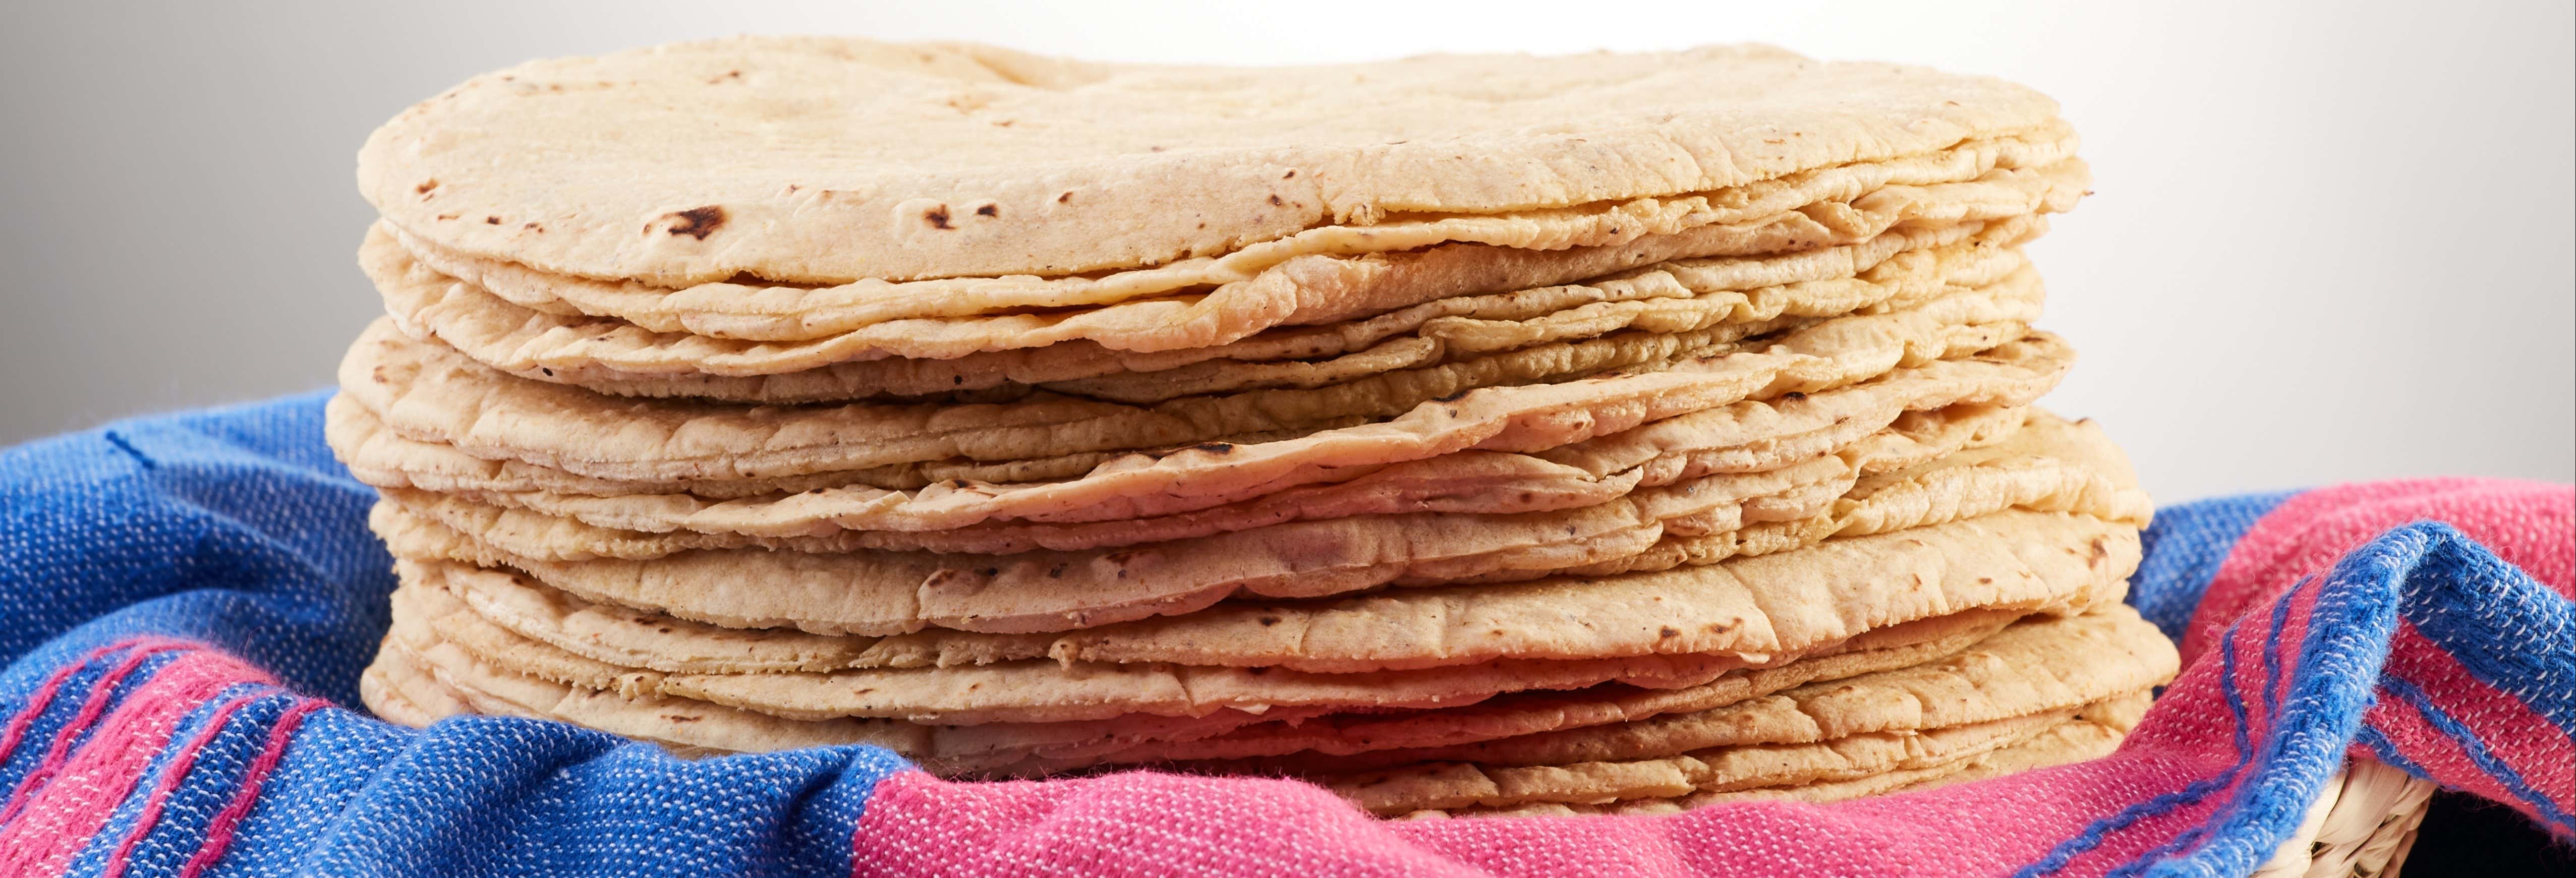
top-left (360, 37), bottom-right (2065, 285)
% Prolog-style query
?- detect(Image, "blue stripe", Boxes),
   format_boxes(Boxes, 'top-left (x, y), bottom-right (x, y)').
top-left (2352, 726), bottom-right (2428, 778)
top-left (2390, 529), bottom-right (2576, 737)
top-left (2130, 490), bottom-right (2302, 638)
top-left (2262, 577), bottom-right (2300, 710)
top-left (2381, 673), bottom-right (2574, 831)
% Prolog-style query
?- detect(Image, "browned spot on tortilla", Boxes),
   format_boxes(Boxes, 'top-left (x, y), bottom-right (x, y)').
top-left (663, 206), bottom-right (726, 240)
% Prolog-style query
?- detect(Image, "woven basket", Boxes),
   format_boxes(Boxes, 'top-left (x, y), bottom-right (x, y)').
top-left (2253, 759), bottom-right (2438, 878)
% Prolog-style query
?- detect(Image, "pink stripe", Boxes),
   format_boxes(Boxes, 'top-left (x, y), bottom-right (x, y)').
top-left (97, 690), bottom-right (266, 878)
top-left (2365, 696), bottom-right (2516, 806)
top-left (0, 640), bottom-right (190, 826)
top-left (0, 641), bottom-right (147, 767)
top-left (176, 698), bottom-right (324, 878)
top-left (2380, 624), bottom-right (2575, 807)
top-left (0, 647), bottom-right (273, 877)
top-left (2034, 620), bottom-right (2282, 875)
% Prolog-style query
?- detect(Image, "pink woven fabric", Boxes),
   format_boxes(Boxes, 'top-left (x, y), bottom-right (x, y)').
top-left (847, 480), bottom-right (2576, 877)
top-left (0, 640), bottom-right (191, 828)
top-left (97, 690), bottom-right (263, 878)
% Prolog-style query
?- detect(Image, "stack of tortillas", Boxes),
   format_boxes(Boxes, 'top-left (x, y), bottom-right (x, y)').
top-left (333, 37), bottom-right (2179, 817)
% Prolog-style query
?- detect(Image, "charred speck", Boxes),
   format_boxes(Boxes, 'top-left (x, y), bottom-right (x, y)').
top-left (924, 206), bottom-right (953, 229)
top-left (1258, 616), bottom-right (1281, 627)
top-left (1192, 442), bottom-right (1235, 454)
top-left (1659, 627), bottom-right (1680, 638)
top-left (974, 204), bottom-right (999, 218)
top-left (1432, 390), bottom-right (1472, 403)
top-left (415, 179), bottom-right (439, 194)
top-left (664, 206), bottom-right (726, 239)
top-left (1268, 195), bottom-right (1284, 206)
top-left (1057, 192), bottom-right (1073, 203)
top-left (484, 216), bottom-right (501, 224)
top-left (1782, 391), bottom-right (1806, 400)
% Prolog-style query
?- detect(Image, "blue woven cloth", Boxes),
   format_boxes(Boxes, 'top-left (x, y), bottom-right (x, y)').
top-left (0, 393), bottom-right (903, 875)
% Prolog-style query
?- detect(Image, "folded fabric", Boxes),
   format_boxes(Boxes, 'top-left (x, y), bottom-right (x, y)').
top-left (0, 393), bottom-right (2566, 877)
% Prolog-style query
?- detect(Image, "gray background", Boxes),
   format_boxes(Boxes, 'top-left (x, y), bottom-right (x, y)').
top-left (2, 1), bottom-right (2568, 502)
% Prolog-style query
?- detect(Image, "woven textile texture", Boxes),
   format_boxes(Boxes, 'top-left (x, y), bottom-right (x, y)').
top-left (0, 392), bottom-right (2566, 877)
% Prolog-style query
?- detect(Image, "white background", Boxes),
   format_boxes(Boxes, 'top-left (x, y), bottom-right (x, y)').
top-left (1, 1), bottom-right (2568, 502)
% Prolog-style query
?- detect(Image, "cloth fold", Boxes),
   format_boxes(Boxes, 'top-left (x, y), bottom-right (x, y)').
top-left (1, 392), bottom-right (2567, 877)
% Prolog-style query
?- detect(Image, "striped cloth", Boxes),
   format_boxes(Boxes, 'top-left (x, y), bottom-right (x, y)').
top-left (0, 392), bottom-right (2566, 877)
